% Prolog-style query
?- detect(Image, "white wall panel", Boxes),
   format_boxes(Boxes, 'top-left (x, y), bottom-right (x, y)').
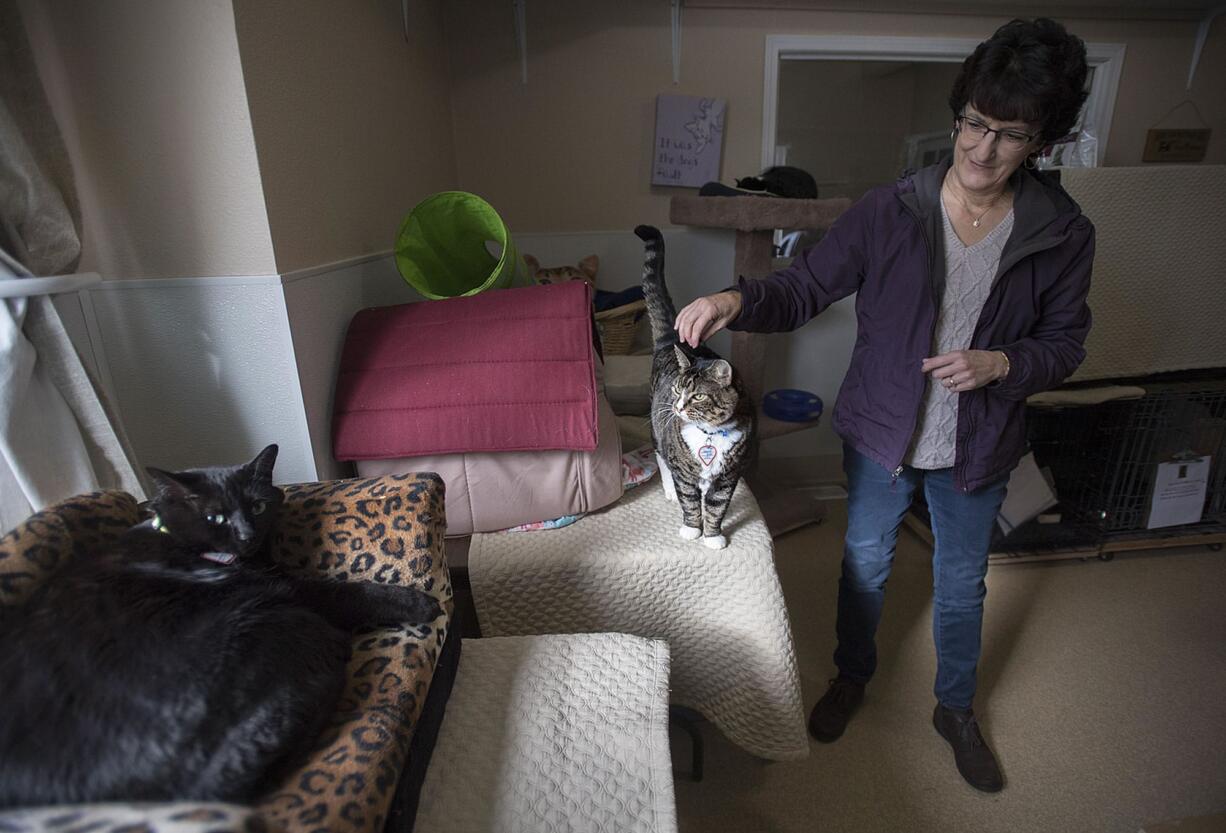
top-left (87, 276), bottom-right (315, 485)
top-left (282, 255), bottom-right (421, 483)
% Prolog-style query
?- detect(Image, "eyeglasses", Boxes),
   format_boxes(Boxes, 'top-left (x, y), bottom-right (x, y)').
top-left (955, 114), bottom-right (1036, 149)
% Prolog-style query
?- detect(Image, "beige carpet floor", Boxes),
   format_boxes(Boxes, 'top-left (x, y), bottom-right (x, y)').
top-left (671, 502), bottom-right (1226, 833)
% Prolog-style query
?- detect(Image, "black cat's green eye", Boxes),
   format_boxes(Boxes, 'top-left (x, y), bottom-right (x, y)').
top-left (207, 513), bottom-right (227, 525)
top-left (251, 501), bottom-right (267, 516)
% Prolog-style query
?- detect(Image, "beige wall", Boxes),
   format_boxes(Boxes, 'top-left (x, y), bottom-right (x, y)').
top-left (445, 1), bottom-right (1226, 233)
top-left (232, 0), bottom-right (457, 274)
top-left (1095, 15), bottom-right (1225, 165)
top-left (19, 0), bottom-right (276, 278)
top-left (17, 2), bottom-right (1224, 270)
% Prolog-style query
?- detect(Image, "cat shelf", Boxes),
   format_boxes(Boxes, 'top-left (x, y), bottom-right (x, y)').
top-left (669, 195), bottom-right (849, 233)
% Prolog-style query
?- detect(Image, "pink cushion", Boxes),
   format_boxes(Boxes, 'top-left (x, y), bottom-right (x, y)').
top-left (333, 281), bottom-right (598, 461)
top-left (355, 395), bottom-right (623, 535)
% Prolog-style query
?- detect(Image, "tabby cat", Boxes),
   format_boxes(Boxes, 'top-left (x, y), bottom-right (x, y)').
top-left (635, 225), bottom-right (756, 549)
top-left (523, 253), bottom-right (599, 286)
top-left (0, 444), bottom-right (441, 807)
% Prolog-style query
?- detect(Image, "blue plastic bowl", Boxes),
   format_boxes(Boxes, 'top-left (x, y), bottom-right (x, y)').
top-left (763, 388), bottom-right (823, 423)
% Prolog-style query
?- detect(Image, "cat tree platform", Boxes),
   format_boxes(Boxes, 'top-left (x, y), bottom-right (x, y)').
top-left (670, 195), bottom-right (849, 239)
top-left (670, 195), bottom-right (853, 536)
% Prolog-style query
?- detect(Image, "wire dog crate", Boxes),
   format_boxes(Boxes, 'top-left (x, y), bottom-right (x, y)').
top-left (1028, 378), bottom-right (1226, 536)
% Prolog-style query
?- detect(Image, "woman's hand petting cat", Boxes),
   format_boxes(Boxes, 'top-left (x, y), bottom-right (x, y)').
top-left (922, 349), bottom-right (1009, 392)
top-left (674, 290), bottom-right (743, 348)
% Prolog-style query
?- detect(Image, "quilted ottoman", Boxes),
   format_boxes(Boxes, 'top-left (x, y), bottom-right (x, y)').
top-left (414, 633), bottom-right (676, 833)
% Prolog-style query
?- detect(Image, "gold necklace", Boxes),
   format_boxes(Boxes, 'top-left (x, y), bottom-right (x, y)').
top-left (944, 174), bottom-right (1004, 229)
top-left (965, 196), bottom-right (999, 228)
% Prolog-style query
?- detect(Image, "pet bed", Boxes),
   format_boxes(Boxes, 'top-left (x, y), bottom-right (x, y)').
top-left (0, 474), bottom-right (455, 833)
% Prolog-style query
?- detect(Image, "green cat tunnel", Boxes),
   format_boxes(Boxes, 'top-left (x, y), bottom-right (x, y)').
top-left (395, 191), bottom-right (527, 299)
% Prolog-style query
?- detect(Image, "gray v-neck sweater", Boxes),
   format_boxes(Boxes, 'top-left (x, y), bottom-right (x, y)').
top-left (905, 199), bottom-right (1014, 470)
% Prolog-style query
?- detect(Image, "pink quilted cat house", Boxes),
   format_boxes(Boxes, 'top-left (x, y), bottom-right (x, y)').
top-left (332, 280), bottom-right (623, 535)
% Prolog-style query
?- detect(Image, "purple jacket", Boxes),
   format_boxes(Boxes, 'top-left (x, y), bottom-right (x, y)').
top-left (731, 160), bottom-right (1095, 491)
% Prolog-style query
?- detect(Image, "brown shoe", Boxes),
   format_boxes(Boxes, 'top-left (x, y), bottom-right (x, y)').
top-left (808, 677), bottom-right (865, 743)
top-left (933, 704), bottom-right (1004, 792)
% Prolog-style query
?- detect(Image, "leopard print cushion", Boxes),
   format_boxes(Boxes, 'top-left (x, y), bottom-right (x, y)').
top-left (256, 473), bottom-right (452, 833)
top-left (0, 491), bottom-right (140, 608)
top-left (0, 474), bottom-right (451, 833)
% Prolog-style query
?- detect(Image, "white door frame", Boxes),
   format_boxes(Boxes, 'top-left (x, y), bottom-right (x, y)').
top-left (762, 34), bottom-right (1126, 170)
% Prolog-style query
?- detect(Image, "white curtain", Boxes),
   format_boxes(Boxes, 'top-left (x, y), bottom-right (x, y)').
top-left (0, 18), bottom-right (145, 532)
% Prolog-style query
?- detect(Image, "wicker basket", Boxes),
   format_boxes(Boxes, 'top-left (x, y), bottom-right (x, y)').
top-left (594, 299), bottom-right (647, 355)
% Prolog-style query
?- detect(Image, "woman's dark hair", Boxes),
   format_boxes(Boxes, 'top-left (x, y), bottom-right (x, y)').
top-left (949, 18), bottom-right (1089, 144)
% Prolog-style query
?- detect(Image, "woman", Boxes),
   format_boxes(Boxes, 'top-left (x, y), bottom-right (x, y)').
top-left (674, 18), bottom-right (1093, 792)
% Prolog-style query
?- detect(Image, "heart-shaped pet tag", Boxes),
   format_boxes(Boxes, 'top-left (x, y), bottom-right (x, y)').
top-left (698, 443), bottom-right (718, 467)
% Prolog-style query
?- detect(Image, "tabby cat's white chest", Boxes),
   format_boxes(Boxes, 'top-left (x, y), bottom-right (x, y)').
top-left (681, 423), bottom-right (742, 483)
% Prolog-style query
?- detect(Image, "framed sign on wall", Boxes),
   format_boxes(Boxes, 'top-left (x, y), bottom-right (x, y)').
top-left (652, 94), bottom-right (726, 188)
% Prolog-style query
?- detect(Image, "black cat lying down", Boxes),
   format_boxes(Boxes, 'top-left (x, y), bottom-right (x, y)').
top-left (0, 444), bottom-right (442, 808)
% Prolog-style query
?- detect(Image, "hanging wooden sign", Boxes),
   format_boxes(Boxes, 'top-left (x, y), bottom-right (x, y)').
top-left (1142, 129), bottom-right (1211, 163)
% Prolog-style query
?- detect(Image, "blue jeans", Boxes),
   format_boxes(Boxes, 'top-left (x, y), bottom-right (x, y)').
top-left (835, 444), bottom-right (1008, 711)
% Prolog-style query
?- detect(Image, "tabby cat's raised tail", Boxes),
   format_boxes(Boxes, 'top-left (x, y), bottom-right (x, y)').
top-left (634, 225), bottom-right (680, 352)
